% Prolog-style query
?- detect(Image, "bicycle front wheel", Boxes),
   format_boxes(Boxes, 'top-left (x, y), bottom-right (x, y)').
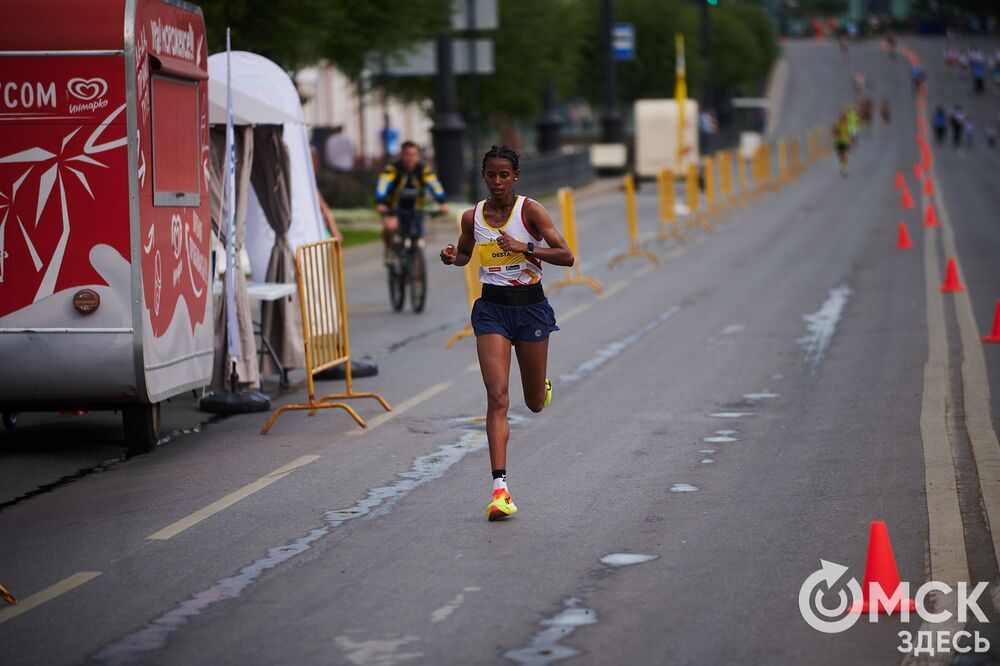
top-left (388, 261), bottom-right (406, 312)
top-left (409, 245), bottom-right (427, 313)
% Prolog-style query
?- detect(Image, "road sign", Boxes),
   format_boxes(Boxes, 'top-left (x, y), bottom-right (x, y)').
top-left (612, 23), bottom-right (635, 60)
top-left (452, 0), bottom-right (498, 31)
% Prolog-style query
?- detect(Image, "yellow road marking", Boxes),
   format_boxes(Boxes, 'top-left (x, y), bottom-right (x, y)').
top-left (559, 302), bottom-right (593, 324)
top-left (348, 383), bottom-right (451, 435)
top-left (0, 572), bottom-right (101, 625)
top-left (147, 455), bottom-right (320, 541)
top-left (632, 263), bottom-right (656, 278)
top-left (666, 246), bottom-right (687, 260)
top-left (597, 280), bottom-right (629, 301)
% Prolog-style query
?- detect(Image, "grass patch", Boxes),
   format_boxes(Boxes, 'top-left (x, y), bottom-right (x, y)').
top-left (340, 227), bottom-right (382, 247)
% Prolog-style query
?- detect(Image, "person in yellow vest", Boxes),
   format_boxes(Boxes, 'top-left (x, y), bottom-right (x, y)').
top-left (832, 111), bottom-right (852, 176)
top-left (439, 145), bottom-right (574, 521)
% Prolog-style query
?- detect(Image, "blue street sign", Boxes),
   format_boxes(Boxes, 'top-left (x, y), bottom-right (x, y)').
top-left (612, 23), bottom-right (635, 60)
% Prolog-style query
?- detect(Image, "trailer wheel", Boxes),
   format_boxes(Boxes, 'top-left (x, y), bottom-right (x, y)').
top-left (123, 403), bottom-right (160, 453)
top-left (2, 412), bottom-right (16, 430)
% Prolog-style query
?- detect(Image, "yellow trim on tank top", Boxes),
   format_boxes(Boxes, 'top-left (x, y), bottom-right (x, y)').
top-left (482, 195), bottom-right (522, 231)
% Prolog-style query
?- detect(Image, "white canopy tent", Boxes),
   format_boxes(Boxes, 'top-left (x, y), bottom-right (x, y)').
top-left (207, 51), bottom-right (326, 284)
top-left (205, 51), bottom-right (329, 386)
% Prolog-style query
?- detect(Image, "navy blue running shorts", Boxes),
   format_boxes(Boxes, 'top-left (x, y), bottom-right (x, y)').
top-left (471, 298), bottom-right (559, 342)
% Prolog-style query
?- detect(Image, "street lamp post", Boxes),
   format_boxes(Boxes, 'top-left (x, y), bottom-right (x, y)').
top-left (600, 0), bottom-right (624, 143)
top-left (431, 31), bottom-right (465, 201)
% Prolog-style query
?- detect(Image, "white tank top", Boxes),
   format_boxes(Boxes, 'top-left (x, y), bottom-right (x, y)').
top-left (473, 195), bottom-right (545, 286)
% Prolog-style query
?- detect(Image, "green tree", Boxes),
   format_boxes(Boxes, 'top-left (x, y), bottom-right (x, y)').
top-left (199, 0), bottom-right (451, 74)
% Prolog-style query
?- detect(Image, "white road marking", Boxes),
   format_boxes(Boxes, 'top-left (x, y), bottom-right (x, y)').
top-left (918, 202), bottom-right (969, 588)
top-left (334, 635), bottom-right (423, 665)
top-left (464, 361), bottom-right (479, 373)
top-left (0, 571), bottom-right (101, 625)
top-left (147, 456), bottom-right (321, 541)
top-left (348, 383), bottom-right (451, 435)
top-left (430, 587), bottom-right (480, 623)
top-left (929, 170), bottom-right (1000, 574)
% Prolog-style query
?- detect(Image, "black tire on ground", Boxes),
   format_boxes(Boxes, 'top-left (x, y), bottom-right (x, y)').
top-left (2, 412), bottom-right (16, 430)
top-left (123, 403), bottom-right (160, 453)
top-left (409, 246), bottom-right (427, 313)
top-left (388, 262), bottom-right (405, 312)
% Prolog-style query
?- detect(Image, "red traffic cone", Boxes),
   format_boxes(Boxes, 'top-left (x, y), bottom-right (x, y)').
top-left (850, 521), bottom-right (917, 614)
top-left (894, 170), bottom-right (905, 189)
top-left (923, 204), bottom-right (938, 228)
top-left (923, 178), bottom-right (933, 196)
top-left (896, 222), bottom-right (915, 250)
top-left (940, 258), bottom-right (965, 293)
top-left (983, 300), bottom-right (1000, 343)
top-left (901, 186), bottom-right (915, 209)
top-left (913, 162), bottom-right (923, 181)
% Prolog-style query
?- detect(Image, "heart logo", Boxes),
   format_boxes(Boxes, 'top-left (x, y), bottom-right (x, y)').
top-left (67, 77), bottom-right (108, 102)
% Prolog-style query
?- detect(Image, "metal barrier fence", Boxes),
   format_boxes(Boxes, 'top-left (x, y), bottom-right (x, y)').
top-left (471, 148), bottom-right (593, 200)
top-left (550, 188), bottom-right (603, 294)
top-left (261, 239), bottom-right (391, 433)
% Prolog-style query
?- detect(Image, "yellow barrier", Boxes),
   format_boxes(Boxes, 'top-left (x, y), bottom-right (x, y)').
top-left (445, 212), bottom-right (482, 348)
top-left (719, 151), bottom-right (733, 202)
top-left (703, 155), bottom-right (718, 217)
top-left (777, 140), bottom-right (790, 184)
top-left (609, 173), bottom-right (659, 268)
top-left (737, 149), bottom-right (754, 204)
top-left (262, 239), bottom-right (391, 434)
top-left (655, 169), bottom-right (691, 244)
top-left (762, 144), bottom-right (777, 191)
top-left (790, 136), bottom-right (803, 176)
top-left (550, 187), bottom-right (603, 294)
top-left (685, 163), bottom-right (715, 233)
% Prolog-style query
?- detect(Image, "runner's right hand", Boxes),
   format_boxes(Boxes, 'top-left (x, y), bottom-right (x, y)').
top-left (440, 244), bottom-right (457, 265)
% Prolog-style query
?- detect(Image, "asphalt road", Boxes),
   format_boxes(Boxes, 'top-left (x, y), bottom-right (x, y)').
top-left (1, 39), bottom-right (998, 666)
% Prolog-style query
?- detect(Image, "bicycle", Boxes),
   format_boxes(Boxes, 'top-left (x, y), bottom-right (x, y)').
top-left (386, 211), bottom-right (428, 313)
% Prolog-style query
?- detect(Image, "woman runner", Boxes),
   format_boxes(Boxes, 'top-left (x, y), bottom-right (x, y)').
top-left (440, 145), bottom-right (574, 521)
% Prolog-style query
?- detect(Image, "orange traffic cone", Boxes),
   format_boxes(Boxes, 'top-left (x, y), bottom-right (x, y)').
top-left (894, 170), bottom-right (905, 189)
top-left (850, 521), bottom-right (917, 614)
top-left (982, 300), bottom-right (1000, 343)
top-left (896, 222), bottom-right (914, 250)
top-left (923, 204), bottom-right (938, 228)
top-left (923, 178), bottom-right (933, 196)
top-left (940, 258), bottom-right (965, 293)
top-left (913, 163), bottom-right (923, 181)
top-left (901, 186), bottom-right (915, 209)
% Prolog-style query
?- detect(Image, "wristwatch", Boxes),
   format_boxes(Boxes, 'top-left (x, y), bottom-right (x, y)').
top-left (525, 242), bottom-right (535, 255)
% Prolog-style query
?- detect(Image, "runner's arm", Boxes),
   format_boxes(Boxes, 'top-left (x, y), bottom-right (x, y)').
top-left (509, 199), bottom-right (574, 267)
top-left (440, 209), bottom-right (476, 266)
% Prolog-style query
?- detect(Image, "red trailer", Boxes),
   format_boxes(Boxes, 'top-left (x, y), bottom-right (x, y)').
top-left (0, 0), bottom-right (212, 450)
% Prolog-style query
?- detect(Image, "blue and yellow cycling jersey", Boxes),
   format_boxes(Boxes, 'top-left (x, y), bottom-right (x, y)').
top-left (375, 161), bottom-right (447, 211)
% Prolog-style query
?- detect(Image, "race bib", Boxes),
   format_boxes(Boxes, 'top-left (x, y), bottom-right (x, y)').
top-left (478, 240), bottom-right (525, 273)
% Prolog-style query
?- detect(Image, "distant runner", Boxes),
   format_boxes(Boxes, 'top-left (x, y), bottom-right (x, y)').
top-left (833, 111), bottom-right (851, 176)
top-left (439, 145), bottom-right (574, 521)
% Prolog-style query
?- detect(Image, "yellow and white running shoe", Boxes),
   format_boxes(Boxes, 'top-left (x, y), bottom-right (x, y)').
top-left (542, 378), bottom-right (552, 410)
top-left (487, 488), bottom-right (518, 521)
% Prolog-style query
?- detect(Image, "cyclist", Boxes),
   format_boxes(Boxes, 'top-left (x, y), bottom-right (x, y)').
top-left (439, 145), bottom-right (574, 521)
top-left (375, 141), bottom-right (448, 265)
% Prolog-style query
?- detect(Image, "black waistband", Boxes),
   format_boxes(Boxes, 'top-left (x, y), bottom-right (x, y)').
top-left (480, 283), bottom-right (545, 306)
